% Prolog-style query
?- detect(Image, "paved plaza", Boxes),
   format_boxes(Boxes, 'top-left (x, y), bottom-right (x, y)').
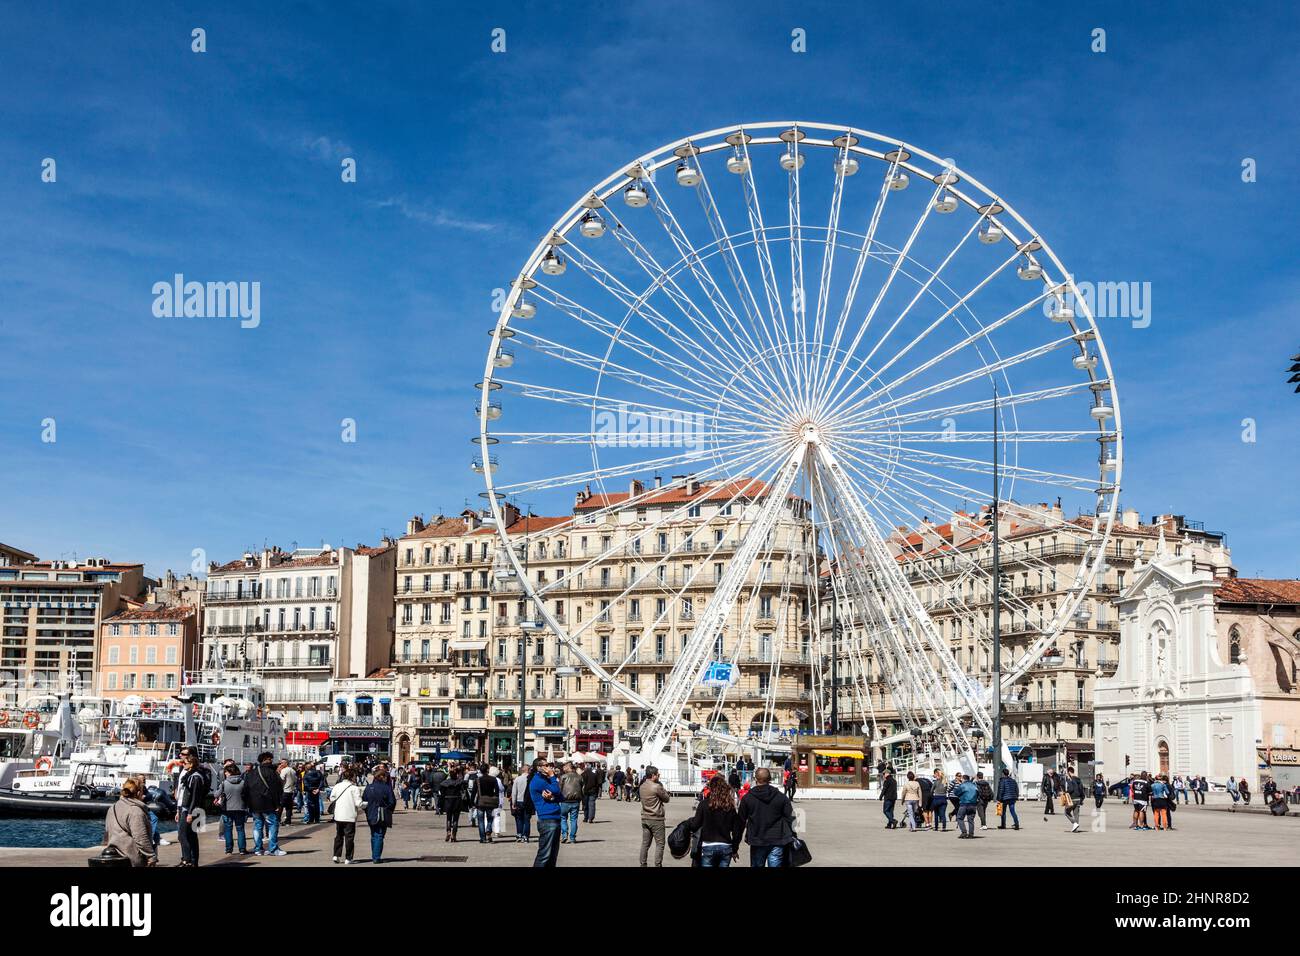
top-left (1, 793), bottom-right (1294, 868)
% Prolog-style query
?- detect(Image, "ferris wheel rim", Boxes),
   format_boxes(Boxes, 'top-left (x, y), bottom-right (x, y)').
top-left (477, 120), bottom-right (1124, 758)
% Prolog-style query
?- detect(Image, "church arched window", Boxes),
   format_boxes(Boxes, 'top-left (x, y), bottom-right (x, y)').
top-left (1229, 626), bottom-right (1241, 664)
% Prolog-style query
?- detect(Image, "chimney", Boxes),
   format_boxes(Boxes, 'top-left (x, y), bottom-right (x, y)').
top-left (654, 474), bottom-right (662, 489)
top-left (686, 473), bottom-right (700, 496)
top-left (1121, 508), bottom-right (1139, 530)
top-left (406, 515), bottom-right (426, 535)
top-left (629, 479), bottom-right (644, 498)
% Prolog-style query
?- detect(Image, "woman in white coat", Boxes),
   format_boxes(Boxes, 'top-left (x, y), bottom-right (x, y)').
top-left (329, 767), bottom-right (366, 864)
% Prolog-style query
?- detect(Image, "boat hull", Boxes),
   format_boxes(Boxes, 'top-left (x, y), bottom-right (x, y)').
top-left (0, 789), bottom-right (116, 818)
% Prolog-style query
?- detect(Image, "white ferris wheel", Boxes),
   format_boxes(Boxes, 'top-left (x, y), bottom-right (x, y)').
top-left (476, 121), bottom-right (1122, 771)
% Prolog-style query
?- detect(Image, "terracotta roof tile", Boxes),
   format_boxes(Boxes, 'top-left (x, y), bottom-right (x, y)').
top-left (105, 605), bottom-right (196, 623)
top-left (1215, 578), bottom-right (1300, 606)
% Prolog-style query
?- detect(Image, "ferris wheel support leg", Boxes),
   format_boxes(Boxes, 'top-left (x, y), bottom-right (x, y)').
top-left (814, 443), bottom-right (990, 774)
top-left (637, 444), bottom-right (806, 759)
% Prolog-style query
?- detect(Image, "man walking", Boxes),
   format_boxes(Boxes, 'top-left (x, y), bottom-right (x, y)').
top-left (277, 759), bottom-right (298, 825)
top-left (879, 767), bottom-right (897, 829)
top-left (301, 761), bottom-right (325, 824)
top-left (738, 767), bottom-right (796, 867)
top-left (529, 758), bottom-right (563, 867)
top-left (244, 751), bottom-right (287, 857)
top-left (580, 760), bottom-right (599, 823)
top-left (954, 773), bottom-right (980, 839)
top-left (559, 760), bottom-right (584, 844)
top-left (638, 765), bottom-right (671, 867)
top-left (997, 767), bottom-right (1020, 830)
top-left (1063, 766), bottom-right (1085, 833)
top-left (974, 771), bottom-right (993, 831)
top-left (1042, 768), bottom-right (1058, 819)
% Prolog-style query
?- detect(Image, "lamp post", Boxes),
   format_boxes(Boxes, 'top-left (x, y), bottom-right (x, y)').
top-left (992, 387), bottom-right (1005, 787)
top-left (829, 572), bottom-right (839, 736)
top-left (517, 509), bottom-right (533, 772)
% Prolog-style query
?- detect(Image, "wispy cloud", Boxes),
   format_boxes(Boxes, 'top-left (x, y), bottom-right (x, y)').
top-left (303, 134), bottom-right (353, 162)
top-left (372, 195), bottom-right (495, 232)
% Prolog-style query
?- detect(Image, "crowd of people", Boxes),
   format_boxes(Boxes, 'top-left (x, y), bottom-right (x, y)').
top-left (99, 747), bottom-right (1295, 867)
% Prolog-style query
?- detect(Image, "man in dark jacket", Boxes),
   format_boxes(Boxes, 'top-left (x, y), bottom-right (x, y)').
top-left (996, 768), bottom-right (1020, 830)
top-left (243, 751), bottom-right (286, 856)
top-left (427, 763), bottom-right (448, 814)
top-left (738, 768), bottom-right (796, 867)
top-left (1063, 766), bottom-right (1085, 832)
top-left (879, 769), bottom-right (898, 829)
top-left (580, 763), bottom-right (599, 823)
top-left (302, 762), bottom-right (325, 824)
top-left (1042, 768), bottom-right (1059, 818)
top-left (973, 772), bottom-right (994, 830)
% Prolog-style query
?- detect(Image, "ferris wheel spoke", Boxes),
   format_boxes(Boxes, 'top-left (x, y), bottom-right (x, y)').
top-left (736, 137), bottom-right (806, 405)
top-left (492, 379), bottom-right (761, 432)
top-left (503, 333), bottom-right (760, 420)
top-left (786, 135), bottom-right (811, 411)
top-left (848, 380), bottom-right (1101, 432)
top-left (838, 331), bottom-right (1086, 429)
top-left (845, 438), bottom-right (1100, 494)
top-left (831, 285), bottom-right (1063, 424)
top-left (809, 141), bottom-right (852, 396)
top-left (814, 153), bottom-right (904, 406)
top-left (529, 279), bottom-right (739, 393)
top-left (692, 156), bottom-right (804, 405)
top-left (491, 439), bottom-right (772, 497)
top-left (822, 244), bottom-right (1025, 415)
top-left (814, 177), bottom-right (946, 410)
top-left (599, 206), bottom-right (771, 381)
top-left (836, 428), bottom-right (1108, 443)
top-left (822, 210), bottom-right (988, 412)
top-left (561, 239), bottom-right (757, 384)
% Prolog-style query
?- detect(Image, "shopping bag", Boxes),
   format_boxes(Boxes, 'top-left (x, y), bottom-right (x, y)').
top-left (788, 837), bottom-right (813, 867)
top-left (995, 801), bottom-right (1004, 816)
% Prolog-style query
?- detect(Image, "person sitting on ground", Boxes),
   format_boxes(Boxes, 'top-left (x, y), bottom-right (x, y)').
top-left (103, 775), bottom-right (159, 867)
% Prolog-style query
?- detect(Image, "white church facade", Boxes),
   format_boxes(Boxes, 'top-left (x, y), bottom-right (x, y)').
top-left (1095, 536), bottom-right (1300, 791)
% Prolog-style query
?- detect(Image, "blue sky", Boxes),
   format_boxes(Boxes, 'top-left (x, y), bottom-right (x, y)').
top-left (1, 0), bottom-right (1297, 578)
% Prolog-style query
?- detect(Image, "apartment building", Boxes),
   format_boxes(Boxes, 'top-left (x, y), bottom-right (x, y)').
top-left (824, 506), bottom-right (1230, 769)
top-left (201, 542), bottom-right (396, 749)
top-left (391, 478), bottom-right (818, 768)
top-left (98, 604), bottom-right (199, 700)
top-left (0, 555), bottom-right (147, 707)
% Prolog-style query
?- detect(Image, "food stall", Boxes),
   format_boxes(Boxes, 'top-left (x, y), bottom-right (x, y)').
top-left (793, 734), bottom-right (871, 791)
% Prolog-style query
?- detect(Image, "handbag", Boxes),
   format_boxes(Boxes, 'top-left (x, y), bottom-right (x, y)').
top-left (787, 837), bottom-right (813, 867)
top-left (995, 801), bottom-right (1004, 816)
top-left (667, 819), bottom-right (693, 859)
top-left (1060, 792), bottom-right (1073, 809)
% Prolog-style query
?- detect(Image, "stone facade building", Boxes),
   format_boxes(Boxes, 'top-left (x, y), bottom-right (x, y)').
top-left (825, 506), bottom-right (1229, 769)
top-left (201, 543), bottom-right (395, 750)
top-left (391, 478), bottom-right (817, 768)
top-left (1097, 554), bottom-right (1300, 790)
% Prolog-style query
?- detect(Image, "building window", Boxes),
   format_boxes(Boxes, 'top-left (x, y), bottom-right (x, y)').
top-left (106, 673), bottom-right (118, 690)
top-left (1229, 626), bottom-right (1241, 664)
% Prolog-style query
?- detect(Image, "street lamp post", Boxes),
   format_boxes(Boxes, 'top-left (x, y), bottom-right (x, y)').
top-left (992, 387), bottom-right (1005, 787)
top-left (517, 512), bottom-right (531, 772)
top-left (829, 573), bottom-right (839, 736)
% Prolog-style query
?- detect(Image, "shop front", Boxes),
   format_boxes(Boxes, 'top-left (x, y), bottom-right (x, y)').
top-left (576, 728), bottom-right (614, 754)
top-left (793, 735), bottom-right (870, 790)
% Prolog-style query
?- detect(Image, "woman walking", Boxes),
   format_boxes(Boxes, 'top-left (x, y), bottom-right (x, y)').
top-left (687, 775), bottom-right (742, 866)
top-left (930, 769), bottom-right (949, 832)
top-left (900, 771), bottom-right (923, 832)
top-left (173, 746), bottom-right (210, 868)
top-left (103, 776), bottom-right (159, 867)
top-left (329, 767), bottom-right (365, 864)
top-left (1092, 774), bottom-right (1107, 811)
top-left (1150, 774), bottom-right (1172, 831)
top-left (474, 764), bottom-right (503, 843)
top-left (363, 766), bottom-right (397, 863)
top-left (439, 767), bottom-right (468, 842)
top-left (218, 763), bottom-right (250, 855)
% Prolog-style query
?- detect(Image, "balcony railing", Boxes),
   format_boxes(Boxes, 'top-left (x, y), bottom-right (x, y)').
top-left (328, 715), bottom-right (393, 730)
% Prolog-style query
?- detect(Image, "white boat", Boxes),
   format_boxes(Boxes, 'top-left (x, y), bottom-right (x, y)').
top-left (0, 670), bottom-right (286, 816)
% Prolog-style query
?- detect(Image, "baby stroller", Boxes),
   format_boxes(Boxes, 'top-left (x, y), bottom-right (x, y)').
top-left (418, 781), bottom-right (436, 811)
